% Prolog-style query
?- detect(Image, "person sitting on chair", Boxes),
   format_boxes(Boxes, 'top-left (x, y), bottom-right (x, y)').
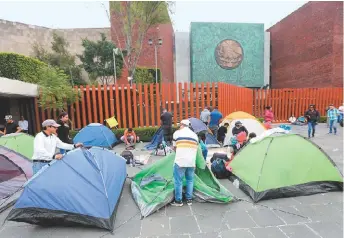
top-left (121, 128), bottom-right (139, 146)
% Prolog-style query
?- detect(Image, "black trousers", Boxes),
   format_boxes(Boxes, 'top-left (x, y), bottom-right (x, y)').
top-left (162, 126), bottom-right (172, 144)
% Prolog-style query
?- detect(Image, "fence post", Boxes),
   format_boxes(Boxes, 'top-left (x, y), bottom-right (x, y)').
top-left (103, 85), bottom-right (109, 120)
top-left (97, 85), bottom-right (103, 124)
top-left (173, 83), bottom-right (178, 126)
top-left (132, 84), bottom-right (138, 128)
top-left (138, 84), bottom-right (144, 127)
top-left (115, 85), bottom-right (121, 127)
top-left (79, 85), bottom-right (87, 127)
top-left (149, 83), bottom-right (155, 126)
top-left (144, 84), bottom-right (149, 127)
top-left (156, 83), bottom-right (161, 126)
top-left (178, 83), bottom-right (183, 122)
top-left (190, 83), bottom-right (194, 118)
top-left (75, 86), bottom-right (81, 128)
top-left (86, 85), bottom-right (92, 124)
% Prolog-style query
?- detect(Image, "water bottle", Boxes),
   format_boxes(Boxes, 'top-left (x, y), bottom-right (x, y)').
top-left (233, 179), bottom-right (239, 189)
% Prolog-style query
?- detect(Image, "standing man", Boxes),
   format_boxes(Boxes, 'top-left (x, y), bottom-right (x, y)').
top-left (200, 106), bottom-right (211, 125)
top-left (171, 119), bottom-right (198, 207)
top-left (18, 116), bottom-right (29, 134)
top-left (304, 105), bottom-right (320, 138)
top-left (327, 104), bottom-right (339, 135)
top-left (0, 115), bottom-right (22, 135)
top-left (208, 107), bottom-right (223, 139)
top-left (56, 112), bottom-right (72, 154)
top-left (32, 119), bottom-right (83, 175)
top-left (161, 109), bottom-right (173, 145)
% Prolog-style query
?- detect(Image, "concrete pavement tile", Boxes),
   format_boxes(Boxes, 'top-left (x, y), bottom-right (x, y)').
top-left (158, 235), bottom-right (190, 238)
top-left (293, 193), bottom-right (332, 205)
top-left (247, 208), bottom-right (285, 227)
top-left (294, 204), bottom-right (343, 223)
top-left (250, 227), bottom-right (288, 238)
top-left (220, 179), bottom-right (251, 199)
top-left (104, 219), bottom-right (141, 238)
top-left (307, 222), bottom-right (343, 238)
top-left (49, 227), bottom-right (107, 238)
top-left (322, 192), bottom-right (343, 204)
top-left (226, 199), bottom-right (256, 212)
top-left (190, 202), bottom-right (229, 217)
top-left (170, 216), bottom-right (200, 234)
top-left (141, 216), bottom-right (170, 237)
top-left (271, 206), bottom-right (310, 224)
top-left (194, 214), bottom-right (228, 233)
top-left (220, 229), bottom-right (254, 238)
top-left (279, 224), bottom-right (319, 238)
top-left (190, 232), bottom-right (220, 238)
top-left (166, 204), bottom-right (192, 217)
top-left (223, 210), bottom-right (257, 229)
top-left (257, 197), bottom-right (301, 208)
top-left (0, 225), bottom-right (56, 238)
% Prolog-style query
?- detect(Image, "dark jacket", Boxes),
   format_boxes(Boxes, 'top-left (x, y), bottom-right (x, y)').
top-left (161, 112), bottom-right (173, 127)
top-left (304, 110), bottom-right (320, 123)
top-left (232, 126), bottom-right (248, 136)
top-left (56, 119), bottom-right (71, 143)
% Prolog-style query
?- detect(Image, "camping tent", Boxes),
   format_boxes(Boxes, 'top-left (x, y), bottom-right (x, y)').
top-left (189, 118), bottom-right (208, 133)
top-left (73, 123), bottom-right (118, 148)
top-left (230, 134), bottom-right (343, 202)
top-left (145, 127), bottom-right (164, 150)
top-left (205, 133), bottom-right (220, 148)
top-left (0, 133), bottom-right (34, 159)
top-left (131, 147), bottom-right (234, 217)
top-left (222, 111), bottom-right (256, 125)
top-left (6, 147), bottom-right (126, 231)
top-left (189, 118), bottom-right (220, 148)
top-left (0, 146), bottom-right (32, 212)
top-left (224, 119), bottom-right (266, 146)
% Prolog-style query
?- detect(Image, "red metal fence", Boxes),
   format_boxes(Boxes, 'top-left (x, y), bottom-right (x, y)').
top-left (34, 83), bottom-right (343, 131)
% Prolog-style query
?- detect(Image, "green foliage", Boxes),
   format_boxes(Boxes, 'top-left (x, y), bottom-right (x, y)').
top-left (78, 33), bottom-right (123, 85)
top-left (110, 1), bottom-right (171, 81)
top-left (70, 126), bottom-right (178, 142)
top-left (37, 66), bottom-right (79, 110)
top-left (0, 52), bottom-right (46, 83)
top-left (135, 67), bottom-right (161, 84)
top-left (32, 32), bottom-right (84, 85)
top-left (257, 118), bottom-right (264, 123)
top-left (319, 116), bottom-right (327, 123)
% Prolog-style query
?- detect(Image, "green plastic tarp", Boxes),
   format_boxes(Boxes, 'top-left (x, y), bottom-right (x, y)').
top-left (0, 133), bottom-right (34, 160)
top-left (131, 147), bottom-right (234, 217)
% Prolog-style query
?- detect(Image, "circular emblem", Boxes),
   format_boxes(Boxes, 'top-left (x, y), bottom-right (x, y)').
top-left (215, 39), bottom-right (244, 69)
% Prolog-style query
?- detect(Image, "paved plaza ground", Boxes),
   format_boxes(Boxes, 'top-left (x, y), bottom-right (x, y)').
top-left (0, 124), bottom-right (343, 238)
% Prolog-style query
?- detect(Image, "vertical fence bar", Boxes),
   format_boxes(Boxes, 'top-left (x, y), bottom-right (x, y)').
top-left (190, 83), bottom-right (194, 118)
top-left (75, 86), bottom-right (81, 128)
top-left (144, 84), bottom-right (149, 127)
top-left (115, 85), bottom-right (121, 127)
top-left (161, 83), bottom-right (165, 111)
top-left (178, 83), bottom-right (183, 121)
top-left (34, 98), bottom-right (41, 132)
top-left (109, 85), bottom-right (114, 118)
top-left (121, 84), bottom-right (127, 128)
top-left (195, 83), bottom-right (200, 119)
top-left (126, 84), bottom-right (132, 128)
top-left (97, 85), bottom-right (103, 124)
top-left (294, 89), bottom-right (300, 117)
top-left (138, 84), bottom-right (144, 127)
top-left (132, 84), bottom-right (138, 128)
top-left (149, 83), bottom-right (155, 126)
top-left (184, 83), bottom-right (189, 119)
top-left (91, 86), bottom-right (98, 123)
top-left (212, 82), bottom-right (216, 109)
top-left (85, 85), bottom-right (92, 123)
top-left (257, 89), bottom-right (261, 118)
top-left (282, 89), bottom-right (286, 122)
top-left (103, 85), bottom-right (109, 120)
top-left (155, 83), bottom-right (161, 126)
top-left (200, 83), bottom-right (205, 110)
top-left (167, 83), bottom-right (171, 112)
top-left (206, 82), bottom-right (211, 108)
top-left (318, 88), bottom-right (324, 116)
top-left (79, 85), bottom-right (87, 127)
top-left (173, 83), bottom-right (178, 126)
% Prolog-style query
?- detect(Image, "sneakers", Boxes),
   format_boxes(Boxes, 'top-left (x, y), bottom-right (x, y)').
top-left (171, 200), bottom-right (183, 207)
top-left (186, 199), bottom-right (193, 206)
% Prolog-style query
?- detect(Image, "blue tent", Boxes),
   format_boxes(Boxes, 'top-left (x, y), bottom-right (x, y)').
top-left (205, 133), bottom-right (220, 148)
top-left (73, 123), bottom-right (118, 148)
top-left (6, 147), bottom-right (127, 231)
top-left (189, 118), bottom-right (208, 133)
top-left (145, 127), bottom-right (164, 150)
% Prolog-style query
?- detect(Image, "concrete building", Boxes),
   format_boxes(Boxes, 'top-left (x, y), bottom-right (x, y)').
top-left (268, 1), bottom-right (343, 88)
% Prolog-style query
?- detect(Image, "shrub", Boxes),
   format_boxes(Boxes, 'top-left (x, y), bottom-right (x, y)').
top-left (319, 116), bottom-right (327, 123)
top-left (70, 126), bottom-right (178, 142)
top-left (0, 52), bottom-right (46, 83)
top-left (134, 67), bottom-right (161, 84)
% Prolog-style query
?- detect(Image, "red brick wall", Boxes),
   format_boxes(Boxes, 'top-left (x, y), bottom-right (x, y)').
top-left (268, 2), bottom-right (343, 88)
top-left (110, 12), bottom-right (174, 84)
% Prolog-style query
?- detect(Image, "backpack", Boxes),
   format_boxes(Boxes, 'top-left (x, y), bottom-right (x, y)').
top-left (121, 150), bottom-right (134, 164)
top-left (210, 153), bottom-right (231, 179)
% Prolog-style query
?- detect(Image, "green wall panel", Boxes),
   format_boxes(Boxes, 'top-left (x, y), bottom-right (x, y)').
top-left (190, 22), bottom-right (265, 87)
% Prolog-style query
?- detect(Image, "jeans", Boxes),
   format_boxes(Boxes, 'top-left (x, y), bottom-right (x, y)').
top-left (209, 125), bottom-right (219, 139)
top-left (173, 164), bottom-right (195, 202)
top-left (329, 119), bottom-right (337, 134)
top-left (32, 162), bottom-right (48, 175)
top-left (307, 121), bottom-right (316, 137)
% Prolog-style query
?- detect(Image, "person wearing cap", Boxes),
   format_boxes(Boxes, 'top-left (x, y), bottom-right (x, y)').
top-left (327, 104), bottom-right (339, 135)
top-left (232, 121), bottom-right (248, 136)
top-left (32, 119), bottom-right (83, 174)
top-left (171, 119), bottom-right (198, 207)
top-left (0, 115), bottom-right (22, 135)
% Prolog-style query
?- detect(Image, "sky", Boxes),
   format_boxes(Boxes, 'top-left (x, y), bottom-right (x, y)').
top-left (0, 1), bottom-right (307, 30)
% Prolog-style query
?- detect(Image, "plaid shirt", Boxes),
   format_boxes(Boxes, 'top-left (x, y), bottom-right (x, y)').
top-left (327, 108), bottom-right (339, 120)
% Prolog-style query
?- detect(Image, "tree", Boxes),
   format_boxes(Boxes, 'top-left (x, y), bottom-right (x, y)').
top-left (109, 1), bottom-right (171, 82)
top-left (37, 66), bottom-right (79, 110)
top-left (32, 32), bottom-right (84, 85)
top-left (78, 33), bottom-right (123, 85)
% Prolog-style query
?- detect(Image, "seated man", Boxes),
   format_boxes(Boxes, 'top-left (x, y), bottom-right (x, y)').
top-left (232, 121), bottom-right (248, 136)
top-left (217, 123), bottom-right (229, 144)
top-left (121, 128), bottom-right (139, 146)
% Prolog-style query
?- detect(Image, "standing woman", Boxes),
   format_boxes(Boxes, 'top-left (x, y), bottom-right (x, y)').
top-left (264, 106), bottom-right (274, 129)
top-left (56, 112), bottom-right (72, 154)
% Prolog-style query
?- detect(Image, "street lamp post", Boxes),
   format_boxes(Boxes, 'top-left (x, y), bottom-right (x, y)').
top-left (148, 38), bottom-right (163, 83)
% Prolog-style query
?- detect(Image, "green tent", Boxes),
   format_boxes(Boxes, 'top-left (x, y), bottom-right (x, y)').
top-left (0, 133), bottom-right (34, 160)
top-left (230, 134), bottom-right (343, 202)
top-left (131, 147), bottom-right (234, 217)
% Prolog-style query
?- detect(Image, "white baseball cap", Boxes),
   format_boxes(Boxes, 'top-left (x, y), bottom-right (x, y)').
top-left (42, 119), bottom-right (60, 128)
top-left (180, 119), bottom-right (191, 126)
